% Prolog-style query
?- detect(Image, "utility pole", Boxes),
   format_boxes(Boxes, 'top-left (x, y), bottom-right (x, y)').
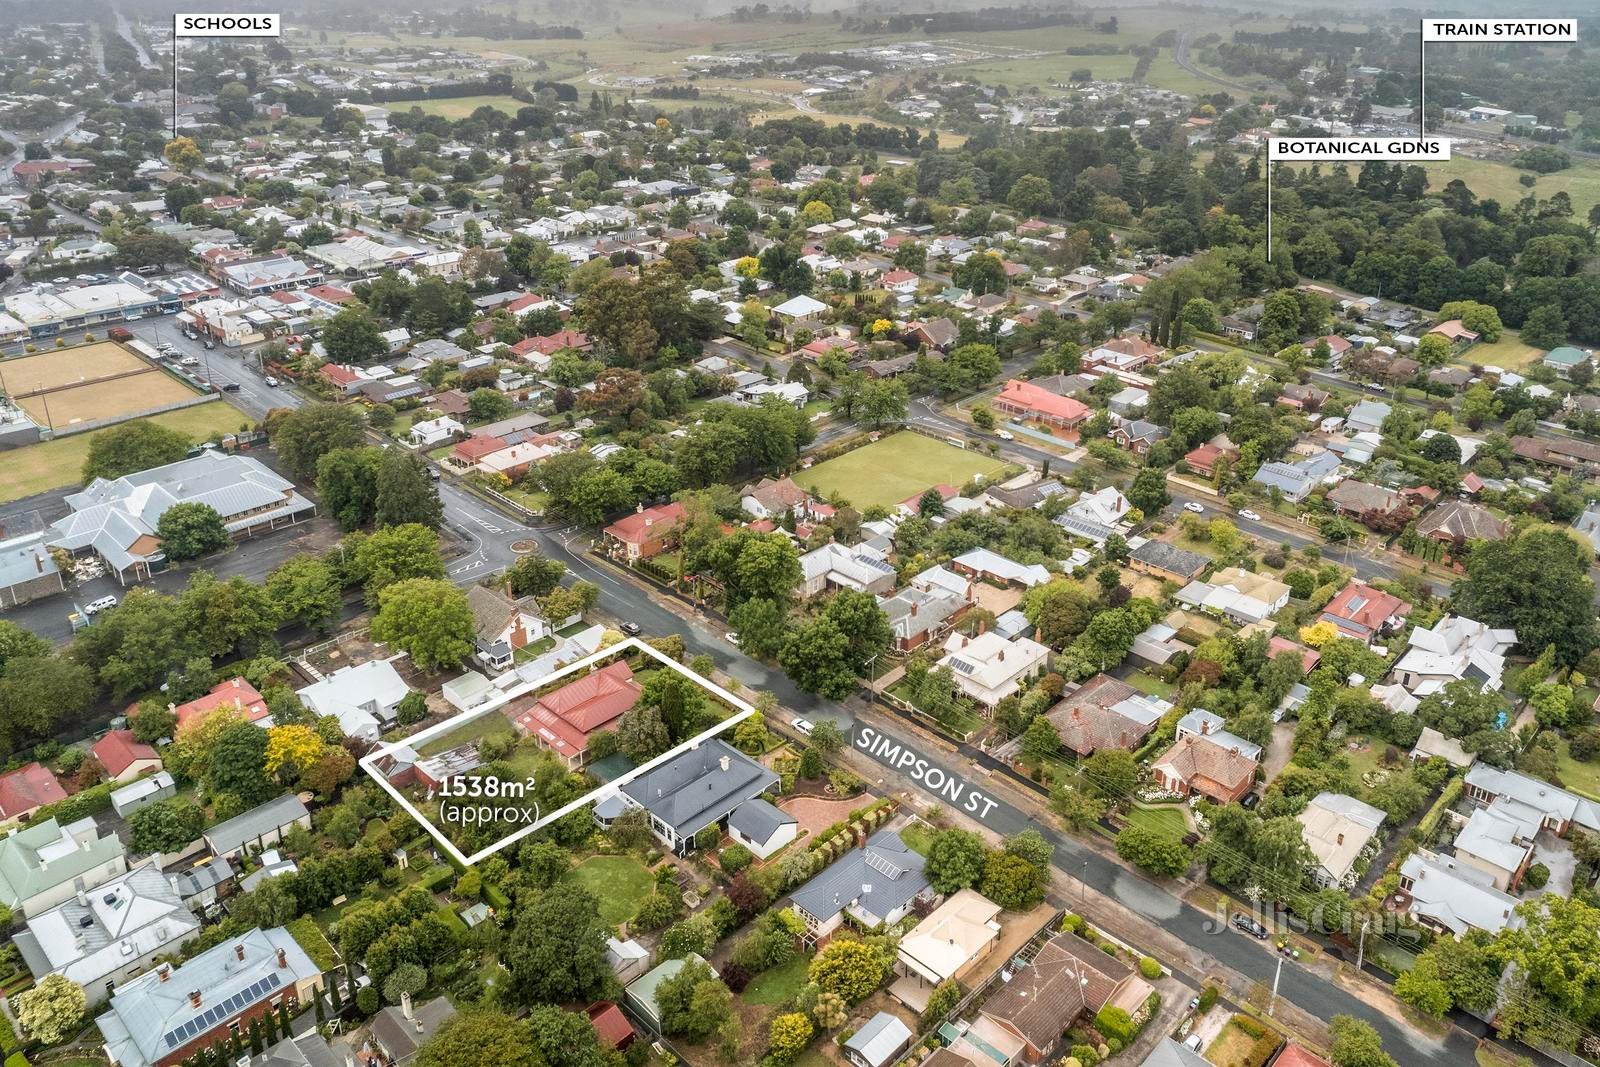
top-left (1081, 859), bottom-right (1089, 905)
top-left (1269, 952), bottom-right (1284, 1016)
top-left (1355, 919), bottom-right (1370, 972)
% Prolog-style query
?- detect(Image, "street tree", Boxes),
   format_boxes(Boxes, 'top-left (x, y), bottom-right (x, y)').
top-left (371, 578), bottom-right (474, 671)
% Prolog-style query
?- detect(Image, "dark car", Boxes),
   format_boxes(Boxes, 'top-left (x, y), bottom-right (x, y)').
top-left (619, 621), bottom-right (642, 636)
top-left (221, 382), bottom-right (241, 392)
top-left (1232, 914), bottom-right (1270, 939)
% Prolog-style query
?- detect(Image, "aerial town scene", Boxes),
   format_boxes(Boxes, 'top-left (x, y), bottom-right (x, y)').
top-left (0, 2), bottom-right (1596, 1067)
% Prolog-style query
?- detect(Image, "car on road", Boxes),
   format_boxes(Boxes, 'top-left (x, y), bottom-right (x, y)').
top-left (996, 429), bottom-right (1014, 441)
top-left (221, 383), bottom-right (241, 392)
top-left (619, 621), bottom-right (641, 636)
top-left (264, 376), bottom-right (280, 387)
top-left (726, 631), bottom-right (740, 646)
top-left (1238, 509), bottom-right (1261, 522)
top-left (84, 595), bottom-right (118, 615)
top-left (1183, 501), bottom-right (1205, 514)
top-left (1232, 914), bottom-right (1270, 939)
top-left (791, 717), bottom-right (815, 736)
top-left (179, 356), bottom-right (199, 367)
top-left (203, 340), bottom-right (216, 350)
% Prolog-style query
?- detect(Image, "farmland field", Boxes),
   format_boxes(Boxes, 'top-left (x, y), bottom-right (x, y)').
top-left (385, 95), bottom-right (529, 119)
top-left (0, 402), bottom-right (249, 503)
top-left (1422, 156), bottom-right (1600, 218)
top-left (794, 431), bottom-right (1008, 510)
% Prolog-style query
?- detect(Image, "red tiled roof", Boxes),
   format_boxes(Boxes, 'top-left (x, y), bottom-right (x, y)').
top-left (91, 730), bottom-right (159, 778)
top-left (881, 269), bottom-right (919, 285)
top-left (320, 363), bottom-right (361, 387)
top-left (173, 678), bottom-right (270, 729)
top-left (454, 434), bottom-right (510, 462)
top-left (304, 284), bottom-right (354, 304)
top-left (994, 379), bottom-right (1090, 422)
top-left (1323, 581), bottom-right (1411, 637)
top-left (0, 763), bottom-right (65, 819)
top-left (603, 502), bottom-right (687, 545)
top-left (1275, 1047), bottom-right (1331, 1067)
top-left (511, 330), bottom-right (590, 357)
top-left (511, 661), bottom-right (641, 758)
top-left (1268, 636), bottom-right (1319, 674)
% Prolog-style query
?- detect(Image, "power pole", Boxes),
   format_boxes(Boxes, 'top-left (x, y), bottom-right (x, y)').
top-left (1269, 951), bottom-right (1284, 1016)
top-left (1356, 919), bottom-right (1370, 972)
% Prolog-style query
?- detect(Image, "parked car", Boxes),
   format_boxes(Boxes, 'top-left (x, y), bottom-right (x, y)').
top-left (619, 621), bottom-right (641, 636)
top-left (1184, 1035), bottom-right (1204, 1052)
top-left (790, 717), bottom-right (816, 736)
top-left (264, 376), bottom-right (280, 387)
top-left (996, 429), bottom-right (1015, 440)
top-left (179, 356), bottom-right (199, 367)
top-left (1238, 509), bottom-right (1261, 522)
top-left (1232, 914), bottom-right (1270, 939)
top-left (221, 382), bottom-right (241, 392)
top-left (84, 595), bottom-right (118, 615)
top-left (1183, 501), bottom-right (1205, 514)
top-left (725, 631), bottom-right (740, 646)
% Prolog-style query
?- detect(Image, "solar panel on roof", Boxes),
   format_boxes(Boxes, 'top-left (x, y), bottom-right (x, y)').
top-left (864, 848), bottom-right (904, 880)
top-left (949, 659), bottom-right (976, 675)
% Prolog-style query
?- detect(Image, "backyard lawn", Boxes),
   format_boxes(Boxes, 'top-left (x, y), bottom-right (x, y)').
top-left (416, 711), bottom-right (517, 757)
top-left (898, 823), bottom-right (934, 856)
top-left (0, 402), bottom-right (252, 503)
top-left (563, 855), bottom-right (654, 926)
top-left (1556, 738), bottom-right (1600, 799)
top-left (742, 955), bottom-right (811, 1006)
top-left (1205, 1020), bottom-right (1261, 1067)
top-left (1457, 329), bottom-right (1544, 372)
top-left (794, 432), bottom-right (1009, 510)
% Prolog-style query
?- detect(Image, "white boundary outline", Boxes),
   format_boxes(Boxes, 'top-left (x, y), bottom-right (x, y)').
top-left (359, 636), bottom-right (756, 866)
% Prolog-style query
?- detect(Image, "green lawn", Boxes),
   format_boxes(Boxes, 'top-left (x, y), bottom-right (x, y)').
top-left (286, 915), bottom-right (338, 970)
top-left (898, 823), bottom-right (934, 856)
top-left (386, 94), bottom-right (529, 119)
top-left (794, 431), bottom-right (1008, 510)
top-left (416, 711), bottom-right (517, 757)
top-left (0, 402), bottom-right (252, 503)
top-left (1556, 738), bottom-right (1600, 800)
top-left (1458, 329), bottom-right (1545, 371)
top-left (1126, 804), bottom-right (1187, 839)
top-left (742, 955), bottom-right (811, 1006)
top-left (562, 855), bottom-right (654, 927)
top-left (1125, 671), bottom-right (1177, 700)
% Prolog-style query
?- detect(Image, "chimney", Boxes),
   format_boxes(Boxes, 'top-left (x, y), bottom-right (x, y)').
top-left (33, 553), bottom-right (41, 574)
top-left (1336, 833), bottom-right (1345, 846)
top-left (157, 963), bottom-right (170, 983)
top-left (189, 990), bottom-right (202, 1008)
top-left (231, 678), bottom-right (240, 689)
top-left (401, 991), bottom-right (413, 1021)
top-left (961, 636), bottom-right (969, 648)
top-left (276, 946), bottom-right (288, 968)
top-left (1200, 718), bottom-right (1211, 735)
top-left (910, 600), bottom-right (918, 618)
top-left (997, 648), bottom-right (1005, 662)
top-left (235, 943), bottom-right (246, 962)
top-left (718, 754), bottom-right (730, 772)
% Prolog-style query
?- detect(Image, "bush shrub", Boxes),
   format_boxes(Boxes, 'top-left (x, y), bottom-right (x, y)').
top-left (720, 843), bottom-right (754, 877)
top-left (1091, 1006), bottom-right (1135, 1045)
top-left (1525, 863), bottom-right (1550, 889)
top-left (1138, 956), bottom-right (1162, 980)
top-left (1197, 985), bottom-right (1219, 1012)
top-left (4, 1052), bottom-right (27, 1067)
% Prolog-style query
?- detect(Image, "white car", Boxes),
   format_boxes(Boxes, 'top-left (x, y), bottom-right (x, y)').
top-left (179, 356), bottom-right (199, 367)
top-left (1238, 509), bottom-right (1261, 522)
top-left (264, 376), bottom-right (280, 387)
top-left (791, 717), bottom-right (816, 736)
top-left (84, 595), bottom-right (118, 614)
top-left (726, 631), bottom-right (740, 646)
top-left (996, 429), bottom-right (1015, 441)
top-left (1183, 502), bottom-right (1205, 514)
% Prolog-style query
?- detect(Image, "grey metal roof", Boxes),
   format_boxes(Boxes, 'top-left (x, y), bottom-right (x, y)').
top-left (728, 798), bottom-right (794, 844)
top-left (1131, 540), bottom-right (1209, 579)
top-left (621, 740), bottom-right (778, 840)
top-left (843, 1012), bottom-right (912, 1067)
top-left (0, 532), bottom-right (58, 589)
top-left (1140, 1039), bottom-right (1212, 1067)
top-left (790, 829), bottom-right (928, 925)
top-left (203, 795), bottom-right (308, 856)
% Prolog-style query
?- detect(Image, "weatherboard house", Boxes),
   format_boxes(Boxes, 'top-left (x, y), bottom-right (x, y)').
top-left (790, 830), bottom-right (934, 940)
top-left (597, 739), bottom-right (779, 856)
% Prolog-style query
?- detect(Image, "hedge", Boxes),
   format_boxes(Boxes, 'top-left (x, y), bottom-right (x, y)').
top-left (1417, 776), bottom-right (1465, 841)
top-left (483, 884), bottom-right (511, 912)
top-left (26, 778), bottom-right (119, 825)
top-left (1229, 1013), bottom-right (1283, 1067)
top-left (4, 1051), bottom-right (26, 1067)
top-left (0, 1013), bottom-right (18, 1055)
top-left (419, 864), bottom-right (456, 892)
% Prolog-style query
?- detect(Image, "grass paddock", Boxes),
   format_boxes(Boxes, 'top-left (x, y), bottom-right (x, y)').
top-left (794, 431), bottom-right (1008, 510)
